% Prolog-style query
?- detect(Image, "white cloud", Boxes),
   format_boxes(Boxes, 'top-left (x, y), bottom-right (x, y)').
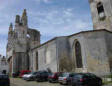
top-left (0, 28), bottom-right (8, 35)
top-left (63, 8), bottom-right (73, 17)
top-left (34, 0), bottom-right (51, 3)
top-left (0, 37), bottom-right (7, 56)
top-left (29, 8), bottom-right (93, 37)
top-left (44, 0), bottom-right (49, 3)
top-left (0, 0), bottom-right (15, 11)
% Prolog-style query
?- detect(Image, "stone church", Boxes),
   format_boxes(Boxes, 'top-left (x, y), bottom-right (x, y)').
top-left (7, 0), bottom-right (112, 76)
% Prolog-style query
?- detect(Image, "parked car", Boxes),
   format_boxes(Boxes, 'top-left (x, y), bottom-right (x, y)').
top-left (19, 70), bottom-right (31, 78)
top-left (35, 70), bottom-right (51, 82)
top-left (71, 73), bottom-right (102, 86)
top-left (24, 72), bottom-right (39, 81)
top-left (58, 72), bottom-right (70, 84)
top-left (66, 73), bottom-right (77, 85)
top-left (22, 72), bottom-right (31, 80)
top-left (0, 74), bottom-right (10, 86)
top-left (48, 72), bottom-right (63, 83)
top-left (12, 71), bottom-right (20, 78)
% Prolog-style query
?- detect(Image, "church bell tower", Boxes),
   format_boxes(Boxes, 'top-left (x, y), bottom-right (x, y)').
top-left (89, 0), bottom-right (112, 31)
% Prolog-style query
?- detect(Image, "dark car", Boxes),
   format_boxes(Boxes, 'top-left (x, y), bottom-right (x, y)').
top-left (71, 73), bottom-right (102, 86)
top-left (0, 74), bottom-right (10, 86)
top-left (48, 72), bottom-right (63, 83)
top-left (66, 73), bottom-right (77, 85)
top-left (35, 71), bottom-right (51, 82)
top-left (12, 71), bottom-right (20, 78)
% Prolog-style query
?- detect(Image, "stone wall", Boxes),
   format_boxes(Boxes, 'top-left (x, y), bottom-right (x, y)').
top-left (37, 39), bottom-right (57, 72)
top-left (83, 31), bottom-right (110, 76)
top-left (13, 52), bottom-right (29, 73)
top-left (56, 37), bottom-right (72, 72)
top-left (68, 30), bottom-right (112, 76)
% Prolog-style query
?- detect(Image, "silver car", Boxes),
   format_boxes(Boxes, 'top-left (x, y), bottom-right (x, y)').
top-left (24, 72), bottom-right (38, 81)
top-left (22, 73), bottom-right (31, 80)
top-left (58, 72), bottom-right (70, 84)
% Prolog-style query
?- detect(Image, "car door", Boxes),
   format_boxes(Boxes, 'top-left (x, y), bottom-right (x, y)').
top-left (86, 75), bottom-right (95, 86)
top-left (80, 75), bottom-right (92, 86)
top-left (87, 74), bottom-right (97, 86)
top-left (67, 74), bottom-right (74, 85)
top-left (90, 75), bottom-right (98, 86)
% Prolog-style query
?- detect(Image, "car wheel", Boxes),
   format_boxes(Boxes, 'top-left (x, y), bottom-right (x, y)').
top-left (60, 82), bottom-right (62, 85)
top-left (27, 78), bottom-right (30, 81)
top-left (49, 80), bottom-right (52, 83)
top-left (71, 85), bottom-right (74, 86)
top-left (98, 80), bottom-right (102, 86)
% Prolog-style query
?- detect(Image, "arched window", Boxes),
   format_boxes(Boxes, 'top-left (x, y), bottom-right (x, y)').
top-left (97, 2), bottom-right (105, 19)
top-left (75, 41), bottom-right (83, 68)
top-left (36, 52), bottom-right (38, 69)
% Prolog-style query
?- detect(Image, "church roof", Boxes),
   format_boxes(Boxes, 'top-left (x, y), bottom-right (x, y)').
top-left (31, 37), bottom-right (57, 50)
top-left (68, 29), bottom-right (112, 37)
top-left (31, 29), bottom-right (112, 51)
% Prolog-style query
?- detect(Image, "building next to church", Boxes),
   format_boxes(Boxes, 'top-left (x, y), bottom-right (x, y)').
top-left (0, 55), bottom-right (9, 74)
top-left (7, 0), bottom-right (112, 76)
top-left (7, 9), bottom-right (40, 74)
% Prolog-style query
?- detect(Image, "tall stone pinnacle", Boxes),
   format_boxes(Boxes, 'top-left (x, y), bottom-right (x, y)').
top-left (21, 9), bottom-right (28, 26)
top-left (15, 15), bottom-right (20, 24)
top-left (9, 23), bottom-right (13, 31)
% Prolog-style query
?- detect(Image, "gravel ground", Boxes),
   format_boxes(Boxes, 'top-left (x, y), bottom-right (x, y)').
top-left (103, 83), bottom-right (112, 86)
top-left (10, 78), bottom-right (112, 86)
top-left (10, 78), bottom-right (62, 86)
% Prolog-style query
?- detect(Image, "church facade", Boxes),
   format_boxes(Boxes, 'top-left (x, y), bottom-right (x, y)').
top-left (7, 0), bottom-right (112, 76)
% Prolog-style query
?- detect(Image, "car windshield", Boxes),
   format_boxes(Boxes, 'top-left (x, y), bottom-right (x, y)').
top-left (32, 72), bottom-right (38, 75)
top-left (49, 73), bottom-right (53, 76)
top-left (0, 74), bottom-right (8, 78)
top-left (85, 73), bottom-right (96, 78)
top-left (25, 72), bottom-right (31, 75)
top-left (61, 73), bottom-right (69, 77)
top-left (24, 72), bottom-right (30, 74)
top-left (51, 73), bottom-right (55, 77)
top-left (74, 74), bottom-right (83, 78)
top-left (69, 73), bottom-right (76, 77)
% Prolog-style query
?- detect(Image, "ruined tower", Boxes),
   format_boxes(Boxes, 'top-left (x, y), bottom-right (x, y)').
top-left (89, 0), bottom-right (112, 31)
top-left (7, 9), bottom-right (40, 74)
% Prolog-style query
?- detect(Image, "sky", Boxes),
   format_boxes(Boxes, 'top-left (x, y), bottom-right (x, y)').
top-left (0, 0), bottom-right (93, 56)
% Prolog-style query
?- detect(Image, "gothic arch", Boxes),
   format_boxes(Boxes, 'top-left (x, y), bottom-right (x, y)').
top-left (72, 40), bottom-right (83, 68)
